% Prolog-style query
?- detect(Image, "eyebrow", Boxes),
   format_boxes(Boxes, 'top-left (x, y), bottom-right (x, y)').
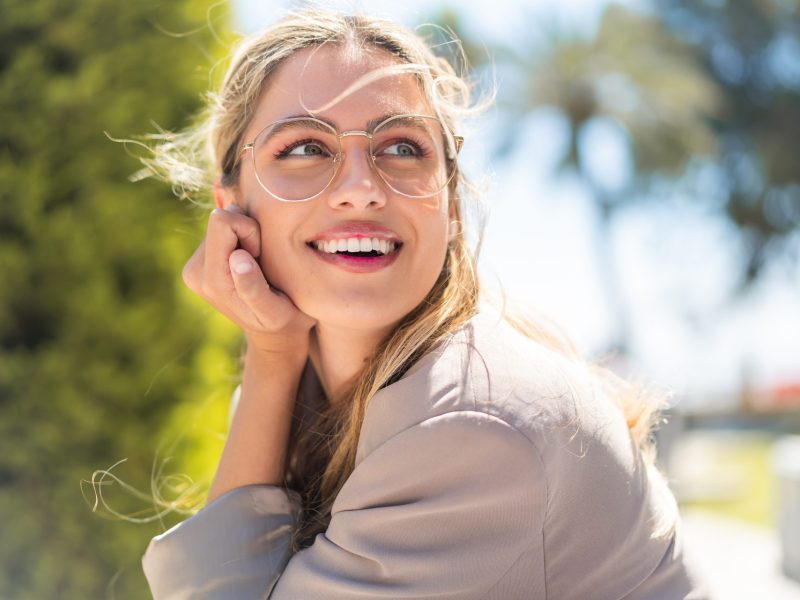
top-left (266, 117), bottom-right (335, 139)
top-left (278, 113), bottom-right (428, 132)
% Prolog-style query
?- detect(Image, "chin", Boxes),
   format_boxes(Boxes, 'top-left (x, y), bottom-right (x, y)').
top-left (305, 295), bottom-right (417, 334)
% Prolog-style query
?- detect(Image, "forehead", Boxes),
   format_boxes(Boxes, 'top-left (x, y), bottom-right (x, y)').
top-left (246, 43), bottom-right (432, 136)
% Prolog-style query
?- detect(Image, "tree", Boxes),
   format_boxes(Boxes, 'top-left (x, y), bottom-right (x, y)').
top-left (0, 1), bottom-right (237, 597)
top-left (466, 3), bottom-right (798, 357)
top-left (653, 0), bottom-right (800, 288)
top-left (452, 6), bottom-right (717, 357)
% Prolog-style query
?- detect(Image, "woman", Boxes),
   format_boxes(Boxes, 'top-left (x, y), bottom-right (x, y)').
top-left (140, 9), bottom-right (709, 599)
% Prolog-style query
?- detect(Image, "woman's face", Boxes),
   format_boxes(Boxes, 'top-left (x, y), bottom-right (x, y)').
top-left (232, 44), bottom-right (453, 334)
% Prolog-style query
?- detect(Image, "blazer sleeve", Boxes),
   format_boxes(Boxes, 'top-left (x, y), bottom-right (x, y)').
top-left (141, 484), bottom-right (302, 599)
top-left (142, 410), bottom-right (545, 599)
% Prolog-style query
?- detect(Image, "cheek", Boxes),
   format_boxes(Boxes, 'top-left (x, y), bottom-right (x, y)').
top-left (248, 209), bottom-right (294, 286)
top-left (410, 205), bottom-right (450, 284)
top-left (257, 236), bottom-right (282, 280)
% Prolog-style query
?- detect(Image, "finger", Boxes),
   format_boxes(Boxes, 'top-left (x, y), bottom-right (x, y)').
top-left (220, 204), bottom-right (261, 257)
top-left (181, 238), bottom-right (207, 296)
top-left (223, 204), bottom-right (260, 257)
top-left (229, 249), bottom-right (278, 321)
top-left (203, 208), bottom-right (261, 286)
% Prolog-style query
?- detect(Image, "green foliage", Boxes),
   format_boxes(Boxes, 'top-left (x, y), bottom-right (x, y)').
top-left (459, 1), bottom-right (799, 356)
top-left (492, 1), bottom-right (799, 289)
top-left (497, 5), bottom-right (721, 185)
top-left (0, 1), bottom-right (240, 597)
top-left (682, 435), bottom-right (777, 528)
top-left (654, 0), bottom-right (800, 287)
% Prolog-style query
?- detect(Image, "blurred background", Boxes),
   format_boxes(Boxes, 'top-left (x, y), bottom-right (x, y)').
top-left (1, 0), bottom-right (799, 597)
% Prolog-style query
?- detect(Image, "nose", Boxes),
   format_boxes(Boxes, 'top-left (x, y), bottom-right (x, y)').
top-left (325, 137), bottom-right (387, 210)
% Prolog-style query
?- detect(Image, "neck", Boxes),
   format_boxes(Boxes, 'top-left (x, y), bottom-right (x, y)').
top-left (308, 322), bottom-right (393, 407)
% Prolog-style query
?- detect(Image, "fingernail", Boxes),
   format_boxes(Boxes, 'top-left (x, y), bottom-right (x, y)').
top-left (232, 259), bottom-right (253, 275)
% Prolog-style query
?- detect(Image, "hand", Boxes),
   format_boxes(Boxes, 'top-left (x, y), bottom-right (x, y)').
top-left (181, 204), bottom-right (317, 359)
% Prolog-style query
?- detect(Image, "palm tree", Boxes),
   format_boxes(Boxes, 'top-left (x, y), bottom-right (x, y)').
top-left (653, 0), bottom-right (800, 290)
top-left (496, 5), bottom-right (721, 359)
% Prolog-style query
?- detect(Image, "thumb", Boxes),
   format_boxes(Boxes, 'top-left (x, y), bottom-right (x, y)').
top-left (229, 249), bottom-right (271, 306)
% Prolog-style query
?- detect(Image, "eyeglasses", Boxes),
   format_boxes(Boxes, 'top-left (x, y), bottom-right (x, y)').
top-left (237, 113), bottom-right (463, 202)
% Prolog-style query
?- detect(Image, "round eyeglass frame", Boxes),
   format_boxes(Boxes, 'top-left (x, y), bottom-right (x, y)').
top-left (237, 113), bottom-right (464, 203)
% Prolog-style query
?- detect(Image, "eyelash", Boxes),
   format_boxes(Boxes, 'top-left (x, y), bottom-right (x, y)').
top-left (273, 138), bottom-right (328, 159)
top-left (384, 137), bottom-right (429, 157)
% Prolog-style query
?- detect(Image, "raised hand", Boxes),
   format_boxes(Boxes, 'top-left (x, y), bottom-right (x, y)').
top-left (181, 203), bottom-right (316, 358)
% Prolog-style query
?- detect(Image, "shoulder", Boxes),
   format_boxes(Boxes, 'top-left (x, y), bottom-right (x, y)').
top-left (349, 304), bottom-right (689, 597)
top-left (357, 302), bottom-right (614, 464)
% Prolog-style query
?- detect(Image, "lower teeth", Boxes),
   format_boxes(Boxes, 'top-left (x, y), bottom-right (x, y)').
top-left (338, 251), bottom-right (382, 257)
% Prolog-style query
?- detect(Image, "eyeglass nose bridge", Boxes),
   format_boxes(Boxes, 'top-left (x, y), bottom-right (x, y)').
top-left (338, 130), bottom-right (372, 140)
top-left (336, 130), bottom-right (374, 160)
top-left (328, 130), bottom-right (382, 195)
top-left (331, 130), bottom-right (378, 168)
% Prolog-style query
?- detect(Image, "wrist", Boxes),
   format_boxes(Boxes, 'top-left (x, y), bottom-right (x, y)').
top-left (244, 333), bottom-right (308, 367)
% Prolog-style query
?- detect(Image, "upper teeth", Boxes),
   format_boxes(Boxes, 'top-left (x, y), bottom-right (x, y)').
top-left (312, 237), bottom-right (397, 255)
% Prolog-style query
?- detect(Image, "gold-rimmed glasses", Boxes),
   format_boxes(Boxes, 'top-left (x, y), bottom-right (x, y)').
top-left (237, 113), bottom-right (463, 202)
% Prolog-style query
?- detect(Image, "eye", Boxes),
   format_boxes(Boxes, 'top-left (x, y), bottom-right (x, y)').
top-left (380, 140), bottom-right (423, 157)
top-left (275, 139), bottom-right (331, 159)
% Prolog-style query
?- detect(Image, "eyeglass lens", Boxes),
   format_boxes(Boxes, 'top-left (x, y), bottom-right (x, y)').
top-left (250, 116), bottom-right (455, 201)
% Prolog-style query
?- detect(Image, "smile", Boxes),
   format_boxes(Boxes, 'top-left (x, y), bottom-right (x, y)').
top-left (305, 237), bottom-right (403, 273)
top-left (309, 237), bottom-right (398, 255)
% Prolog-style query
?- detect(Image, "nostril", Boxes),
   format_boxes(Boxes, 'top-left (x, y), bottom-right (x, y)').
top-left (327, 179), bottom-right (387, 205)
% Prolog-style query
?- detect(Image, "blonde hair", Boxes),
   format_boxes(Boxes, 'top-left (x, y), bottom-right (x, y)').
top-left (136, 9), bottom-right (672, 551)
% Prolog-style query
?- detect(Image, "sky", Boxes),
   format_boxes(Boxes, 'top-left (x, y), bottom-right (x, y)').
top-left (232, 0), bottom-right (800, 410)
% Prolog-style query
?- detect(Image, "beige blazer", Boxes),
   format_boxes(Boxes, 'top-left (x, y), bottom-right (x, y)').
top-left (142, 303), bottom-right (710, 599)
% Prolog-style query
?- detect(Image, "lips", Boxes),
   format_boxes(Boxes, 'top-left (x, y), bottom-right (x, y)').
top-left (307, 236), bottom-right (403, 273)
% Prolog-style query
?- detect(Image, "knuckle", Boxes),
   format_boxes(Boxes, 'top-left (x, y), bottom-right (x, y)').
top-left (242, 221), bottom-right (260, 240)
top-left (199, 280), bottom-right (214, 298)
top-left (208, 208), bottom-right (227, 225)
top-left (181, 263), bottom-right (197, 289)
